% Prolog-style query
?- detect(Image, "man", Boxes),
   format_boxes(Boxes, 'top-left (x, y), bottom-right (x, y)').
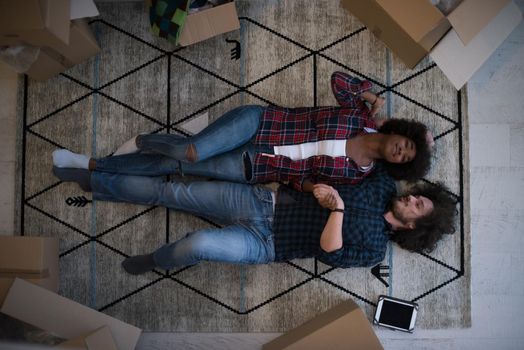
top-left (53, 164), bottom-right (457, 274)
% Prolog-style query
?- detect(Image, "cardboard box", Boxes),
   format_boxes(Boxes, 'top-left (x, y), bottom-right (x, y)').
top-left (179, 1), bottom-right (240, 46)
top-left (0, 0), bottom-right (71, 48)
top-left (24, 18), bottom-right (101, 81)
top-left (24, 48), bottom-right (71, 81)
top-left (0, 236), bottom-right (59, 304)
top-left (262, 300), bottom-right (383, 350)
top-left (0, 0), bottom-right (100, 81)
top-left (50, 18), bottom-right (100, 66)
top-left (1, 279), bottom-right (142, 350)
top-left (340, 0), bottom-right (451, 68)
top-left (341, 0), bottom-right (515, 67)
top-left (55, 326), bottom-right (118, 350)
top-left (430, 1), bottom-right (522, 89)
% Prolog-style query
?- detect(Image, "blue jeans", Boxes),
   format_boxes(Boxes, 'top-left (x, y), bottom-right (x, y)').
top-left (95, 105), bottom-right (264, 183)
top-left (91, 172), bottom-right (275, 269)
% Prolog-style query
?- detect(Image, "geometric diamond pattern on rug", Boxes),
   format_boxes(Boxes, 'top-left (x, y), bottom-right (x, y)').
top-left (175, 32), bottom-right (242, 86)
top-left (96, 95), bottom-right (165, 157)
top-left (247, 57), bottom-right (314, 107)
top-left (26, 76), bottom-right (93, 125)
top-left (93, 20), bottom-right (164, 87)
top-left (99, 57), bottom-right (168, 123)
top-left (18, 0), bottom-right (469, 331)
top-left (168, 59), bottom-right (240, 128)
top-left (320, 29), bottom-right (388, 88)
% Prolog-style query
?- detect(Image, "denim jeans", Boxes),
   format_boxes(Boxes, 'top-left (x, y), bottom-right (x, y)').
top-left (91, 172), bottom-right (275, 269)
top-left (137, 105), bottom-right (263, 160)
top-left (94, 105), bottom-right (264, 183)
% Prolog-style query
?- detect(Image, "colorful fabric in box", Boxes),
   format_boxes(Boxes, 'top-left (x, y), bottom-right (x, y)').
top-left (149, 0), bottom-right (189, 45)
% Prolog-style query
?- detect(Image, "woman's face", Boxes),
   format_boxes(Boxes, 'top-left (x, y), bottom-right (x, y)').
top-left (383, 135), bottom-right (416, 163)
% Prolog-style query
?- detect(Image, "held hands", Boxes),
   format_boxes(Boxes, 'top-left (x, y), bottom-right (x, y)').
top-left (313, 184), bottom-right (344, 211)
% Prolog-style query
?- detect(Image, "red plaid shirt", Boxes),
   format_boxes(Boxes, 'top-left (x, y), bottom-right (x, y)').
top-left (252, 71), bottom-right (376, 191)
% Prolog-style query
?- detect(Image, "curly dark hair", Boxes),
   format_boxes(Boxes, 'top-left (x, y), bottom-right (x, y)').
top-left (378, 119), bottom-right (431, 181)
top-left (390, 182), bottom-right (458, 253)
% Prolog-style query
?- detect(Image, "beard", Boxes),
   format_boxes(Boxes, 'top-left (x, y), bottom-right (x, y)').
top-left (390, 197), bottom-right (410, 225)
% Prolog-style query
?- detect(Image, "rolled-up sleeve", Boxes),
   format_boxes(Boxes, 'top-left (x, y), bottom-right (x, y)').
top-left (331, 71), bottom-right (372, 109)
top-left (317, 245), bottom-right (386, 268)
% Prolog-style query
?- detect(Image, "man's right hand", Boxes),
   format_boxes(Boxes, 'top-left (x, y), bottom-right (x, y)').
top-left (313, 184), bottom-right (344, 210)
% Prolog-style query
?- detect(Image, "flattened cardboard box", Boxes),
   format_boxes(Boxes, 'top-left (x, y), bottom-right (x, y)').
top-left (430, 1), bottom-right (522, 89)
top-left (263, 300), bottom-right (383, 350)
top-left (0, 236), bottom-right (59, 304)
top-left (341, 0), bottom-right (513, 69)
top-left (179, 1), bottom-right (240, 46)
top-left (1, 279), bottom-right (141, 350)
top-left (55, 326), bottom-right (118, 350)
top-left (0, 0), bottom-right (71, 48)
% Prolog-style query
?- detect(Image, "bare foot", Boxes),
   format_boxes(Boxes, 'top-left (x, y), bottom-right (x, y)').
top-left (370, 96), bottom-right (385, 116)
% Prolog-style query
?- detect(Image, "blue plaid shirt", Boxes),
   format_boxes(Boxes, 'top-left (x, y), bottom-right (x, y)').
top-left (272, 164), bottom-right (396, 268)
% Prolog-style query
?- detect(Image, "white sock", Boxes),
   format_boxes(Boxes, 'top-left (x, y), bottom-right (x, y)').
top-left (113, 135), bottom-right (139, 156)
top-left (52, 149), bottom-right (90, 169)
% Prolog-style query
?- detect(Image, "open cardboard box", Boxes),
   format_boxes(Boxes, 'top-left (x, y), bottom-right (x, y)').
top-left (0, 236), bottom-right (59, 305)
top-left (262, 300), bottom-right (383, 350)
top-left (144, 0), bottom-right (239, 46)
top-left (341, 0), bottom-right (522, 89)
top-left (179, 1), bottom-right (240, 46)
top-left (1, 278), bottom-right (141, 350)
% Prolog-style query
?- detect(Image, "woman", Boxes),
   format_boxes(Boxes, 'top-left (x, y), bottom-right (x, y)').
top-left (53, 72), bottom-right (432, 191)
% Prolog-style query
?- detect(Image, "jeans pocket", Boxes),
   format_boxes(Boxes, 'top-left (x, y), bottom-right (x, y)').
top-left (252, 186), bottom-right (273, 205)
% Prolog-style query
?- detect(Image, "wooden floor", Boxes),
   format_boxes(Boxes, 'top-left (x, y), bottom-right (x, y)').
top-left (1, 0), bottom-right (523, 348)
top-left (0, 61), bottom-right (17, 235)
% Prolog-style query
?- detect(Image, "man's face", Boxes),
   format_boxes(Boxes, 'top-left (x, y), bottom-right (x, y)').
top-left (391, 195), bottom-right (434, 226)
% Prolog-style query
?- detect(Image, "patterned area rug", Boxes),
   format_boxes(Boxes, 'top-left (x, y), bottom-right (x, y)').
top-left (16, 0), bottom-right (470, 331)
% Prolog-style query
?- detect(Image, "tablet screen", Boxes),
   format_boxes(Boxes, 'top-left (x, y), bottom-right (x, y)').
top-left (378, 299), bottom-right (414, 329)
